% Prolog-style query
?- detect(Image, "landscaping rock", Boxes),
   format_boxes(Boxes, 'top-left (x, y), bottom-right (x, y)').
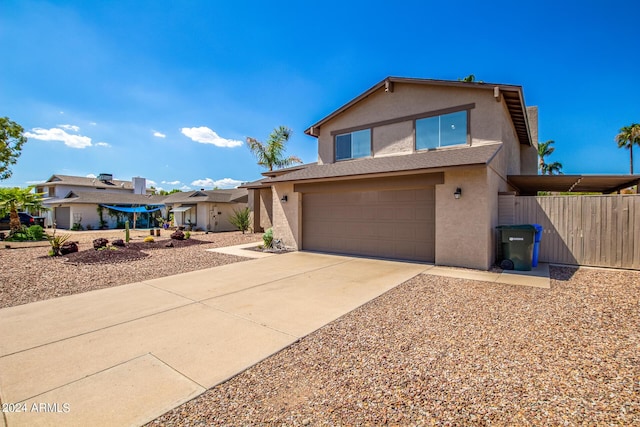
top-left (165, 241), bottom-right (174, 247)
top-left (112, 239), bottom-right (125, 247)
top-left (60, 241), bottom-right (78, 255)
top-left (170, 230), bottom-right (185, 240)
top-left (93, 238), bottom-right (109, 250)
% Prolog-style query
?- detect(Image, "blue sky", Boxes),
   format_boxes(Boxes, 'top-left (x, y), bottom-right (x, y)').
top-left (1, 0), bottom-right (638, 191)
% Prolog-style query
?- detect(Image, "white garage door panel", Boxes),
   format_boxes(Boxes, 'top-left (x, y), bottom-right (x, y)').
top-left (302, 188), bottom-right (435, 262)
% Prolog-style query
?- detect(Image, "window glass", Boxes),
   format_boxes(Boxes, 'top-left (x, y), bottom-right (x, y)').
top-left (351, 129), bottom-right (371, 158)
top-left (416, 116), bottom-right (439, 150)
top-left (416, 110), bottom-right (467, 150)
top-left (335, 134), bottom-right (352, 160)
top-left (440, 111), bottom-right (467, 147)
top-left (335, 129), bottom-right (371, 160)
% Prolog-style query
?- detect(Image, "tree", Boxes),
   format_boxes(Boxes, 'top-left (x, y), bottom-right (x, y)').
top-left (246, 126), bottom-right (302, 171)
top-left (543, 161), bottom-right (563, 175)
top-left (458, 74), bottom-right (484, 83)
top-left (0, 186), bottom-right (45, 233)
top-left (0, 117), bottom-right (28, 181)
top-left (538, 140), bottom-right (563, 175)
top-left (615, 123), bottom-right (640, 174)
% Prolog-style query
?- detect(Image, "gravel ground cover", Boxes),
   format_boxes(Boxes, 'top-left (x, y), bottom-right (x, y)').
top-left (0, 230), bottom-right (260, 309)
top-left (150, 266), bottom-right (640, 426)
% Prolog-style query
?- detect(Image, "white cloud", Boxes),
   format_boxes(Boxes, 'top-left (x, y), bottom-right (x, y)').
top-left (25, 127), bottom-right (92, 149)
top-left (153, 131), bottom-right (166, 138)
top-left (190, 177), bottom-right (243, 189)
top-left (95, 142), bottom-right (110, 147)
top-left (146, 179), bottom-right (158, 187)
top-left (90, 122), bottom-right (97, 126)
top-left (161, 180), bottom-right (182, 185)
top-left (180, 127), bottom-right (242, 148)
top-left (58, 124), bottom-right (80, 132)
top-left (179, 185), bottom-right (192, 191)
top-left (86, 173), bottom-right (97, 178)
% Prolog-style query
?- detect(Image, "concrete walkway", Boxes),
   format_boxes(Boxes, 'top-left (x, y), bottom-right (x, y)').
top-left (0, 251), bottom-right (549, 427)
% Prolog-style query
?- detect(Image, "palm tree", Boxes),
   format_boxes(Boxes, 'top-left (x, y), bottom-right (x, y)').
top-left (538, 140), bottom-right (557, 174)
top-left (615, 123), bottom-right (640, 174)
top-left (0, 186), bottom-right (45, 233)
top-left (246, 126), bottom-right (302, 171)
top-left (542, 161), bottom-right (563, 175)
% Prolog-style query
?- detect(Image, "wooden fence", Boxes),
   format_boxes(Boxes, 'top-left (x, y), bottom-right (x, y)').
top-left (499, 194), bottom-right (640, 269)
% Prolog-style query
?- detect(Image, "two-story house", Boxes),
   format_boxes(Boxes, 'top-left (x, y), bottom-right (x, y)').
top-left (246, 77), bottom-right (539, 270)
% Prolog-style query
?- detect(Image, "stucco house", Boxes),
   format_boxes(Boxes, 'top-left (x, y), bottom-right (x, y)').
top-left (37, 174), bottom-right (162, 229)
top-left (163, 189), bottom-right (248, 232)
top-left (245, 77), bottom-right (539, 270)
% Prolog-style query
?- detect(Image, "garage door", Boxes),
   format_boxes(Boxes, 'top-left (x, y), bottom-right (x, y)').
top-left (302, 188), bottom-right (435, 262)
top-left (54, 207), bottom-right (70, 229)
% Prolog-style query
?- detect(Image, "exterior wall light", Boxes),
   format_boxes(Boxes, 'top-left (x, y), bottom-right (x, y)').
top-left (454, 188), bottom-right (462, 199)
top-left (281, 195), bottom-right (288, 203)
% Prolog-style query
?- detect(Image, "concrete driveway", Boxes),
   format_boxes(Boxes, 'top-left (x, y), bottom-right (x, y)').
top-left (0, 252), bottom-right (429, 427)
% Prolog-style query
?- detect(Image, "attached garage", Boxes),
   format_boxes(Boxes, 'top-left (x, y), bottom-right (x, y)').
top-left (54, 207), bottom-right (70, 229)
top-left (298, 174), bottom-right (440, 262)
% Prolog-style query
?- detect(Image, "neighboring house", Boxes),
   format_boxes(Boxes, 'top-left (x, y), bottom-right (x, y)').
top-left (162, 189), bottom-right (248, 232)
top-left (44, 191), bottom-right (166, 229)
top-left (245, 77), bottom-right (540, 270)
top-left (37, 173), bottom-right (158, 229)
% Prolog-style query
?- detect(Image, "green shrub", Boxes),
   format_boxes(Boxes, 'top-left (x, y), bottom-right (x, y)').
top-left (263, 228), bottom-right (273, 248)
top-left (229, 207), bottom-right (251, 234)
top-left (184, 231), bottom-right (191, 240)
top-left (27, 225), bottom-right (44, 240)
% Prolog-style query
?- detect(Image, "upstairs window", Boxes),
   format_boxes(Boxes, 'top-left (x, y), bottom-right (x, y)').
top-left (416, 110), bottom-right (468, 150)
top-left (335, 129), bottom-right (371, 161)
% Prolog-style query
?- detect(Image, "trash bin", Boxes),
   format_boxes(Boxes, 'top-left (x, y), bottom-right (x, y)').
top-left (496, 225), bottom-right (536, 271)
top-left (532, 224), bottom-right (543, 267)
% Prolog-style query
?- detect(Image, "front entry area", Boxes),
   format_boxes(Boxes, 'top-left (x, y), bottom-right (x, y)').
top-left (302, 187), bottom-right (435, 262)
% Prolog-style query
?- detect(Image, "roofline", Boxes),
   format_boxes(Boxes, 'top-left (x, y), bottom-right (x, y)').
top-left (304, 76), bottom-right (531, 146)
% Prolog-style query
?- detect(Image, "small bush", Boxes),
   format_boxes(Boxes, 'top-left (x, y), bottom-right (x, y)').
top-left (229, 207), bottom-right (251, 234)
top-left (263, 228), bottom-right (273, 248)
top-left (184, 231), bottom-right (191, 240)
top-left (171, 230), bottom-right (185, 240)
top-left (144, 236), bottom-right (155, 243)
top-left (71, 222), bottom-right (84, 231)
top-left (28, 225), bottom-right (44, 240)
top-left (47, 231), bottom-right (71, 256)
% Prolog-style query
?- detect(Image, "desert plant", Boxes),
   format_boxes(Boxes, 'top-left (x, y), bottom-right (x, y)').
top-left (0, 186), bottom-right (46, 233)
top-left (184, 231), bottom-right (191, 240)
top-left (144, 236), bottom-right (155, 243)
top-left (47, 230), bottom-right (71, 256)
top-left (229, 207), bottom-right (251, 234)
top-left (125, 220), bottom-right (130, 243)
top-left (263, 228), bottom-right (273, 248)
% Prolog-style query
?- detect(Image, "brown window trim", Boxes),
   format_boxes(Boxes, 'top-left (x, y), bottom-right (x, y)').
top-left (330, 103), bottom-right (475, 136)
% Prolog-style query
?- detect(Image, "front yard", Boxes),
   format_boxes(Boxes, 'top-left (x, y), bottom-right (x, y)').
top-left (149, 266), bottom-right (640, 426)
top-left (0, 230), bottom-right (261, 309)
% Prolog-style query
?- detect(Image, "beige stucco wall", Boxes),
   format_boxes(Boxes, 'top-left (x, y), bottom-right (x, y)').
top-left (372, 121), bottom-right (414, 157)
top-left (271, 183), bottom-right (301, 249)
top-left (259, 188), bottom-right (273, 231)
top-left (521, 106), bottom-right (539, 174)
top-left (435, 166), bottom-right (494, 270)
top-left (317, 83), bottom-right (513, 164)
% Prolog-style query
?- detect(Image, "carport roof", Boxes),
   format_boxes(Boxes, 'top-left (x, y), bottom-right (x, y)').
top-left (267, 143), bottom-right (501, 184)
top-left (508, 175), bottom-right (640, 195)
